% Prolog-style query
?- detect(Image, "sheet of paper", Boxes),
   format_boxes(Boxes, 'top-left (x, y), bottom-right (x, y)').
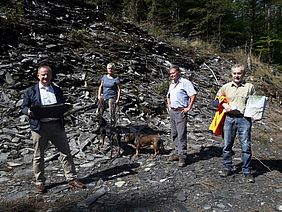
top-left (244, 96), bottom-right (267, 120)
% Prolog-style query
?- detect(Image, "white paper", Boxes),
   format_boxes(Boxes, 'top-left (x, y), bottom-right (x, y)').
top-left (244, 95), bottom-right (267, 120)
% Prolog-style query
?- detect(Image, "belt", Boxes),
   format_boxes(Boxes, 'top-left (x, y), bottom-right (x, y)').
top-left (226, 113), bottom-right (244, 118)
top-left (40, 120), bottom-right (61, 124)
top-left (171, 107), bottom-right (184, 111)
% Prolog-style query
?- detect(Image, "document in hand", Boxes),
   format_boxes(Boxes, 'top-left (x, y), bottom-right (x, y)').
top-left (30, 103), bottom-right (72, 118)
top-left (244, 96), bottom-right (267, 121)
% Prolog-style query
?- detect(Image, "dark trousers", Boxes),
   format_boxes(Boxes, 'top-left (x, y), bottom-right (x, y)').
top-left (169, 110), bottom-right (188, 158)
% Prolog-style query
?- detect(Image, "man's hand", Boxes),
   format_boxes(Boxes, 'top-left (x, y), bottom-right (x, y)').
top-left (28, 109), bottom-right (34, 117)
top-left (181, 107), bottom-right (191, 114)
top-left (222, 103), bottom-right (232, 112)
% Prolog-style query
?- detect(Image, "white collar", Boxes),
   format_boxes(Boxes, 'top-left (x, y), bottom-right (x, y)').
top-left (172, 77), bottom-right (182, 84)
top-left (39, 82), bottom-right (52, 89)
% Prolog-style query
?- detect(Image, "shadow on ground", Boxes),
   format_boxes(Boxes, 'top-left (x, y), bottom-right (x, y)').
top-left (82, 162), bottom-right (140, 184)
top-left (187, 145), bottom-right (222, 165)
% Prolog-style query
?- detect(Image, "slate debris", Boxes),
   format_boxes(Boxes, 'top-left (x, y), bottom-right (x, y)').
top-left (0, 0), bottom-right (281, 211)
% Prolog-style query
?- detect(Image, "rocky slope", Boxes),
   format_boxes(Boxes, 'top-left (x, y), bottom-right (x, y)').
top-left (0, 1), bottom-right (281, 211)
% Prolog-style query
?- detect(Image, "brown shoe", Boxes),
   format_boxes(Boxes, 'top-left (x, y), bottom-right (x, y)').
top-left (244, 174), bottom-right (255, 183)
top-left (219, 169), bottom-right (232, 177)
top-left (178, 157), bottom-right (186, 167)
top-left (36, 183), bottom-right (46, 194)
top-left (168, 154), bottom-right (179, 161)
top-left (68, 179), bottom-right (86, 189)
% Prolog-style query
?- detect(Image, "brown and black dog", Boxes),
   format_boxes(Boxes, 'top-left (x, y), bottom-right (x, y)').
top-left (94, 114), bottom-right (121, 158)
top-left (124, 132), bottom-right (162, 159)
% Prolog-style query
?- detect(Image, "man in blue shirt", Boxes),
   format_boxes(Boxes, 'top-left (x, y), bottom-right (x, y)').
top-left (166, 65), bottom-right (197, 167)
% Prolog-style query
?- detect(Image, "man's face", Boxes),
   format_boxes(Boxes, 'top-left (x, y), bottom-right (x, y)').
top-left (231, 67), bottom-right (244, 84)
top-left (37, 67), bottom-right (52, 86)
top-left (169, 68), bottom-right (180, 82)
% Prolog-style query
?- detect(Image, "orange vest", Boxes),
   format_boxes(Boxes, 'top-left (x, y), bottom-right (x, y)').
top-left (209, 96), bottom-right (228, 136)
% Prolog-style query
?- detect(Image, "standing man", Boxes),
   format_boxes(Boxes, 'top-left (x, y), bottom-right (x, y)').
top-left (97, 62), bottom-right (121, 126)
top-left (166, 65), bottom-right (197, 167)
top-left (21, 65), bottom-right (86, 193)
top-left (216, 64), bottom-right (255, 183)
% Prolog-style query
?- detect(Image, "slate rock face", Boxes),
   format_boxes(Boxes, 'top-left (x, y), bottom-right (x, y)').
top-left (0, 1), bottom-right (281, 211)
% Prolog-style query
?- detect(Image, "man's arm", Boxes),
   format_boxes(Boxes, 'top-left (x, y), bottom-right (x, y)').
top-left (166, 96), bottom-right (171, 112)
top-left (182, 94), bottom-right (196, 113)
top-left (215, 86), bottom-right (232, 112)
top-left (21, 88), bottom-right (32, 116)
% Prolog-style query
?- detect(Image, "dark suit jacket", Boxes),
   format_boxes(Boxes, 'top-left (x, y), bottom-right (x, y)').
top-left (21, 83), bottom-right (65, 131)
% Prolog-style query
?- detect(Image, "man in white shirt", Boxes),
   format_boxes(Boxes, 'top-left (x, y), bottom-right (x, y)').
top-left (21, 65), bottom-right (86, 193)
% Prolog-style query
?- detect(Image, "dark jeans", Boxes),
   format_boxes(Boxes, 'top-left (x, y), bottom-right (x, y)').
top-left (223, 115), bottom-right (252, 174)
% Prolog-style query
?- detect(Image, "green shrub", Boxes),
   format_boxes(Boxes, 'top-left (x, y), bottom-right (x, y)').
top-left (0, 0), bottom-right (23, 23)
top-left (68, 28), bottom-right (89, 40)
top-left (154, 80), bottom-right (170, 95)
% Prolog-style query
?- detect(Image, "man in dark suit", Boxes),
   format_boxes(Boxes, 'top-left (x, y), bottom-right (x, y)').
top-left (21, 65), bottom-right (86, 193)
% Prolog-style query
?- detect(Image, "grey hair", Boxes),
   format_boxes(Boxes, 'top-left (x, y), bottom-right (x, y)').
top-left (231, 64), bottom-right (245, 74)
top-left (169, 65), bottom-right (180, 72)
top-left (107, 62), bottom-right (116, 70)
top-left (38, 65), bottom-right (52, 74)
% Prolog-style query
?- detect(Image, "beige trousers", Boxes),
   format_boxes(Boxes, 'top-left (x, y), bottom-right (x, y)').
top-left (31, 122), bottom-right (77, 184)
top-left (98, 98), bottom-right (117, 126)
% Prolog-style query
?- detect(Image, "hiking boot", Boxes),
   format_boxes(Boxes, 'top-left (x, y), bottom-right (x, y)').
top-left (36, 183), bottom-right (46, 194)
top-left (178, 157), bottom-right (186, 167)
top-left (219, 169), bottom-right (231, 177)
top-left (168, 154), bottom-right (179, 161)
top-left (244, 174), bottom-right (255, 183)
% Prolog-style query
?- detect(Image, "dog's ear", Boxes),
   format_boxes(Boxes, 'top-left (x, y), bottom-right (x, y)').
top-left (102, 116), bottom-right (107, 124)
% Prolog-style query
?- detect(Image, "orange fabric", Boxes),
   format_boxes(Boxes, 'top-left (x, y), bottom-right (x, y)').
top-left (209, 96), bottom-right (228, 136)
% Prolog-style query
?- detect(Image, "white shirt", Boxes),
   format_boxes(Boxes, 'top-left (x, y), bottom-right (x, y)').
top-left (167, 77), bottom-right (197, 108)
top-left (39, 83), bottom-right (59, 122)
top-left (39, 83), bottom-right (57, 105)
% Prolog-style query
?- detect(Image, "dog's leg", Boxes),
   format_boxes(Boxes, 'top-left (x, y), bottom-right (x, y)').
top-left (109, 133), bottom-right (121, 159)
top-left (152, 145), bottom-right (157, 159)
top-left (116, 133), bottom-right (121, 157)
top-left (135, 143), bottom-right (141, 157)
top-left (109, 136), bottom-right (113, 159)
top-left (99, 134), bottom-right (106, 149)
top-left (151, 140), bottom-right (160, 159)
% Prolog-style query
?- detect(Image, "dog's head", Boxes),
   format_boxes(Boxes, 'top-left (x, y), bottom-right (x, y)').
top-left (124, 132), bottom-right (136, 144)
top-left (94, 114), bottom-right (108, 127)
